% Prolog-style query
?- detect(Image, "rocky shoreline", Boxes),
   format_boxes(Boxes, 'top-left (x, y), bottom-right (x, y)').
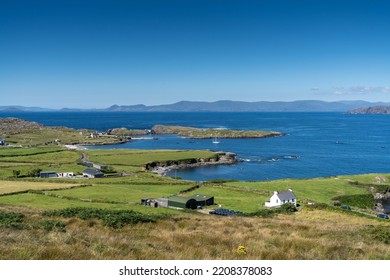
top-left (375, 191), bottom-right (390, 213)
top-left (145, 152), bottom-right (237, 176)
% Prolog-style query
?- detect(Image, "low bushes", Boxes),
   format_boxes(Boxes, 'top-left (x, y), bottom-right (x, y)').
top-left (363, 225), bottom-right (390, 244)
top-left (43, 207), bottom-right (168, 228)
top-left (332, 194), bottom-right (375, 209)
top-left (0, 210), bottom-right (24, 228)
top-left (35, 220), bottom-right (67, 232)
top-left (242, 203), bottom-right (297, 218)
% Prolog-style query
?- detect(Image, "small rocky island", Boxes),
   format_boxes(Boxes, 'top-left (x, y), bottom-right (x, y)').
top-left (151, 125), bottom-right (283, 139)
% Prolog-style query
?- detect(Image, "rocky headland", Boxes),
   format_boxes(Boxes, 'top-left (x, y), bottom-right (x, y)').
top-left (145, 151), bottom-right (237, 176)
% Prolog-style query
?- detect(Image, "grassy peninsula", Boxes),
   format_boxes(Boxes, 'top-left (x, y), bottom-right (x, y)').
top-left (151, 125), bottom-right (283, 138)
top-left (0, 118), bottom-right (390, 260)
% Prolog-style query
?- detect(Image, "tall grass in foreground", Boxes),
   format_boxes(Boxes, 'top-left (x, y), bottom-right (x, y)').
top-left (0, 206), bottom-right (389, 260)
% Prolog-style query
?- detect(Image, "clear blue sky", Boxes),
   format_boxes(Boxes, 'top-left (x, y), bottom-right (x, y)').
top-left (1, 0), bottom-right (390, 108)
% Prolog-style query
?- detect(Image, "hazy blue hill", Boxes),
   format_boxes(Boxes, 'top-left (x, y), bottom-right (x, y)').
top-left (102, 100), bottom-right (389, 112)
top-left (3, 100), bottom-right (390, 112)
top-left (0, 106), bottom-right (53, 112)
top-left (107, 104), bottom-right (148, 111)
top-left (347, 105), bottom-right (390, 114)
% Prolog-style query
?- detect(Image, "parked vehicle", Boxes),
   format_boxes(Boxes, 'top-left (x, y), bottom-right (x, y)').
top-left (377, 213), bottom-right (389, 219)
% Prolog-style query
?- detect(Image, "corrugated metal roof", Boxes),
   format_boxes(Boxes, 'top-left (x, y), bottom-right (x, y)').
top-left (168, 196), bottom-right (193, 203)
top-left (190, 194), bottom-right (214, 201)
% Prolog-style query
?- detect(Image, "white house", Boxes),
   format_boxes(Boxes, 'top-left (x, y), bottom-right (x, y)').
top-left (264, 189), bottom-right (297, 207)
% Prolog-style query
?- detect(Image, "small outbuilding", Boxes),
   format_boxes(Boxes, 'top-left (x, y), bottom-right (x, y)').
top-left (40, 171), bottom-right (58, 178)
top-left (83, 168), bottom-right (104, 178)
top-left (168, 196), bottom-right (198, 209)
top-left (265, 189), bottom-right (297, 207)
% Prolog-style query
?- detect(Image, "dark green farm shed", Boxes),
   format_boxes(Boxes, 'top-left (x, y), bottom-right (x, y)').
top-left (168, 196), bottom-right (197, 209)
top-left (191, 194), bottom-right (214, 207)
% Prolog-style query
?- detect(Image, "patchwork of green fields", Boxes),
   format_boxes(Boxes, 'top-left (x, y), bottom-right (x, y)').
top-left (0, 146), bottom-right (383, 214)
top-left (47, 183), bottom-right (194, 203)
top-left (224, 176), bottom-right (374, 204)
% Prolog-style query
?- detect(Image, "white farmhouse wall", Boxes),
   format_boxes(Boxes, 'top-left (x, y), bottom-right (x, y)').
top-left (265, 192), bottom-right (282, 207)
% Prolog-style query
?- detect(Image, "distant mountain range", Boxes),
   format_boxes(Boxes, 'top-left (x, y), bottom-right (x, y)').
top-left (103, 100), bottom-right (390, 112)
top-left (2, 100), bottom-right (390, 113)
top-left (0, 106), bottom-right (54, 112)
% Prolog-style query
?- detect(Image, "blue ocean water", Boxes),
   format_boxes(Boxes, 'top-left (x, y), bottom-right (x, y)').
top-left (1, 111), bottom-right (390, 181)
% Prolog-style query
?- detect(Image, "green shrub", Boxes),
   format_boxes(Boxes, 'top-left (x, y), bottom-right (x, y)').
top-left (242, 203), bottom-right (297, 218)
top-left (277, 203), bottom-right (298, 213)
top-left (305, 203), bottom-right (331, 210)
top-left (332, 194), bottom-right (375, 209)
top-left (27, 168), bottom-right (42, 178)
top-left (242, 209), bottom-right (275, 218)
top-left (12, 170), bottom-right (21, 178)
top-left (364, 226), bottom-right (390, 244)
top-left (0, 210), bottom-right (24, 228)
top-left (36, 220), bottom-right (66, 232)
top-left (43, 207), bottom-right (168, 228)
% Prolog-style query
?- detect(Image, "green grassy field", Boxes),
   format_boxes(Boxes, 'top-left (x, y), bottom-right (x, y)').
top-left (85, 149), bottom-right (217, 166)
top-left (0, 180), bottom-right (81, 195)
top-left (47, 183), bottom-right (194, 203)
top-left (224, 176), bottom-right (374, 205)
top-left (1, 145), bottom-right (390, 260)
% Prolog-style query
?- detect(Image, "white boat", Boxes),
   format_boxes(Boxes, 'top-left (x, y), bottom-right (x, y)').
top-left (212, 137), bottom-right (220, 144)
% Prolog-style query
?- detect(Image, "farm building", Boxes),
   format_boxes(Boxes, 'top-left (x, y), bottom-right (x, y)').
top-left (142, 195), bottom-right (215, 210)
top-left (265, 189), bottom-right (297, 207)
top-left (141, 198), bottom-right (159, 207)
top-left (39, 171), bottom-right (58, 178)
top-left (191, 194), bottom-right (214, 206)
top-left (168, 196), bottom-right (198, 209)
top-left (141, 197), bottom-right (168, 208)
top-left (155, 197), bottom-right (168, 207)
top-left (83, 168), bottom-right (104, 178)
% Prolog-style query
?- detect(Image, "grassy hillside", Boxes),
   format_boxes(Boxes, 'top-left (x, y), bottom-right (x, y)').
top-left (0, 206), bottom-right (389, 260)
top-left (0, 145), bottom-right (390, 259)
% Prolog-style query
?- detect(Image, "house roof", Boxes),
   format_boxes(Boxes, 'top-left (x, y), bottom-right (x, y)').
top-left (83, 169), bottom-right (104, 176)
top-left (276, 190), bottom-right (296, 201)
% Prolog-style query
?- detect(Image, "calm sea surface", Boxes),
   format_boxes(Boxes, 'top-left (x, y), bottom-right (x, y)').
top-left (2, 112), bottom-right (390, 181)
